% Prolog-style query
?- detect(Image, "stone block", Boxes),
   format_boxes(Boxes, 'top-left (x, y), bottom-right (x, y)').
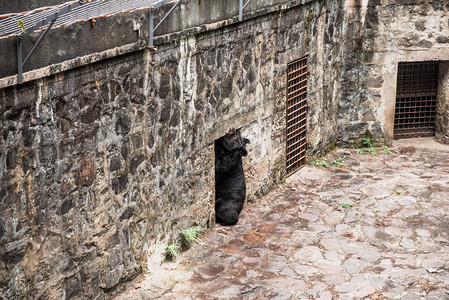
top-left (111, 174), bottom-right (128, 195)
top-left (80, 107), bottom-right (98, 124)
top-left (58, 198), bottom-right (73, 215)
top-left (5, 146), bottom-right (17, 170)
top-left (366, 76), bottom-right (384, 88)
top-left (437, 36), bottom-right (449, 44)
top-left (294, 246), bottom-right (323, 263)
top-left (109, 156), bottom-right (122, 173)
top-left (129, 154), bottom-right (145, 175)
top-left (75, 158), bottom-right (95, 187)
top-left (115, 114), bottom-right (131, 136)
top-left (416, 40), bottom-right (433, 48)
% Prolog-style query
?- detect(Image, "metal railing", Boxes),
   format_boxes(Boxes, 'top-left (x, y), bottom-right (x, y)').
top-left (0, 0), bottom-right (172, 39)
top-left (0, 0), bottom-right (181, 84)
top-left (0, 0), bottom-right (268, 84)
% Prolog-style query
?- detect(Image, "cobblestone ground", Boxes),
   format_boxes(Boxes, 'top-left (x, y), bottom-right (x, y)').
top-left (116, 138), bottom-right (449, 300)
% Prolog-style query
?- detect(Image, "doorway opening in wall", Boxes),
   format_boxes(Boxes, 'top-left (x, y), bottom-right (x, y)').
top-left (286, 55), bottom-right (309, 177)
top-left (393, 61), bottom-right (439, 139)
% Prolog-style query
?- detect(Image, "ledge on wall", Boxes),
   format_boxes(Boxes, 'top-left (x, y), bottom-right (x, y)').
top-left (0, 0), bottom-right (315, 88)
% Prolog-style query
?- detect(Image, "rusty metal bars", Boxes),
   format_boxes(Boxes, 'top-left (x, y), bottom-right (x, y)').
top-left (394, 61), bottom-right (439, 139)
top-left (286, 55), bottom-right (309, 177)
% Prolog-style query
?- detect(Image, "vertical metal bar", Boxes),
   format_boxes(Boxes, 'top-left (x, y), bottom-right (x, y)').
top-left (149, 8), bottom-right (153, 47)
top-left (17, 36), bottom-right (23, 84)
top-left (239, 0), bottom-right (243, 22)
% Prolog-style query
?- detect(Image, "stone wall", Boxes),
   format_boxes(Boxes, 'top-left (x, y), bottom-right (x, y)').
top-left (1, 50), bottom-right (211, 299)
top-left (0, 1), bottom-right (345, 298)
top-left (0, 0), bottom-right (315, 81)
top-left (336, 0), bottom-right (449, 145)
top-left (2, 0), bottom-right (449, 298)
top-left (437, 62), bottom-right (449, 143)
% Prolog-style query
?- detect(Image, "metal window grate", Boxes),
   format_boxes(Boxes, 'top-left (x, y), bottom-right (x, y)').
top-left (286, 55), bottom-right (308, 177)
top-left (394, 61), bottom-right (439, 139)
top-left (0, 0), bottom-right (169, 39)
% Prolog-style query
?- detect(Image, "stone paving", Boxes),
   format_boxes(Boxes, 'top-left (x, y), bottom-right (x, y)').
top-left (116, 138), bottom-right (449, 299)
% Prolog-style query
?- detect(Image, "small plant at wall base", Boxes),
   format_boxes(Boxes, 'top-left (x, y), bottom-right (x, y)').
top-left (361, 137), bottom-right (373, 147)
top-left (165, 243), bottom-right (180, 261)
top-left (357, 146), bottom-right (391, 156)
top-left (358, 148), bottom-right (377, 156)
top-left (181, 226), bottom-right (205, 248)
top-left (311, 160), bottom-right (329, 168)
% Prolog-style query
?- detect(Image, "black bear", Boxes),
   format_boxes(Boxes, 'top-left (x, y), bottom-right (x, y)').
top-left (215, 128), bottom-right (250, 226)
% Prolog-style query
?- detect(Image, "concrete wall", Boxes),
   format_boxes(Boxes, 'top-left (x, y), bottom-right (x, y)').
top-left (0, 10), bottom-right (149, 80)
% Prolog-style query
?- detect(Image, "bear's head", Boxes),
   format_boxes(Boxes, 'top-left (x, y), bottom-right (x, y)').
top-left (220, 128), bottom-right (250, 157)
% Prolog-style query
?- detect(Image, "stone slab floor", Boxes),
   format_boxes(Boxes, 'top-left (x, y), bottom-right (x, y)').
top-left (116, 138), bottom-right (449, 300)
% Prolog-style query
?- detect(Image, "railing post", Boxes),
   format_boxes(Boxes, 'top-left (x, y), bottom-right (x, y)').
top-left (239, 0), bottom-right (243, 21)
top-left (149, 8), bottom-right (154, 47)
top-left (17, 36), bottom-right (23, 84)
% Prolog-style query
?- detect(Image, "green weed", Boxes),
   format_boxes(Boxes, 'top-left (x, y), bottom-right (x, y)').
top-left (341, 203), bottom-right (352, 209)
top-left (332, 156), bottom-right (349, 167)
top-left (182, 226), bottom-right (205, 244)
top-left (165, 243), bottom-right (180, 260)
top-left (394, 187), bottom-right (403, 195)
top-left (361, 137), bottom-right (373, 147)
top-left (332, 161), bottom-right (349, 167)
top-left (336, 156), bottom-right (346, 162)
top-left (382, 145), bottom-right (392, 154)
top-left (311, 160), bottom-right (329, 168)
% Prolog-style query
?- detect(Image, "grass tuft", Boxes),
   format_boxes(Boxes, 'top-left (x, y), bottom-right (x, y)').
top-left (182, 227), bottom-right (205, 244)
top-left (166, 243), bottom-right (180, 260)
top-left (361, 137), bottom-right (372, 147)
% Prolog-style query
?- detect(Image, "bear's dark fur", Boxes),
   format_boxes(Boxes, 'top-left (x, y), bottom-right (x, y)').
top-left (215, 128), bottom-right (250, 226)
